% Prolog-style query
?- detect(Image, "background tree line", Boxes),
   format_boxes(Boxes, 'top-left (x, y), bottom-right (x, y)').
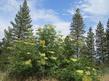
top-left (0, 0), bottom-right (109, 81)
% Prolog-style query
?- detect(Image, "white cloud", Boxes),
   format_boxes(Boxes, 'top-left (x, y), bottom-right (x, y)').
top-left (0, 0), bottom-right (19, 13)
top-left (54, 22), bottom-right (70, 35)
top-left (30, 8), bottom-right (70, 36)
top-left (31, 9), bottom-right (61, 23)
top-left (82, 0), bottom-right (109, 16)
top-left (31, 9), bottom-right (70, 35)
top-left (81, 0), bottom-right (109, 23)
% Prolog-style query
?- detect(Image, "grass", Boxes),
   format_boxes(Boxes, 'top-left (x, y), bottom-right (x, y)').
top-left (1, 68), bottom-right (109, 81)
top-left (0, 72), bottom-right (58, 81)
top-left (0, 72), bottom-right (6, 81)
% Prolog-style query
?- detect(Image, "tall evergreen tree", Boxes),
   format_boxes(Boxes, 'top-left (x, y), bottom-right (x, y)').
top-left (86, 27), bottom-right (95, 62)
top-left (96, 21), bottom-right (106, 64)
top-left (11, 0), bottom-right (33, 40)
top-left (0, 0), bottom-right (34, 72)
top-left (70, 8), bottom-right (85, 58)
top-left (106, 19), bottom-right (109, 62)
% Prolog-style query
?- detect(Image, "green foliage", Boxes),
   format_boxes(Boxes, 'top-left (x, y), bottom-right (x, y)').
top-left (35, 24), bottom-right (64, 78)
top-left (8, 39), bottom-right (36, 77)
top-left (56, 57), bottom-right (99, 81)
top-left (63, 36), bottom-right (74, 58)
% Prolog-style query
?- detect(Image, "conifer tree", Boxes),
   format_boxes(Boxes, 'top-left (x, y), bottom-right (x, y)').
top-left (11, 0), bottom-right (33, 40)
top-left (106, 19), bottom-right (109, 62)
top-left (3, 27), bottom-right (13, 45)
top-left (70, 8), bottom-right (85, 58)
top-left (86, 27), bottom-right (95, 62)
top-left (96, 21), bottom-right (106, 64)
top-left (0, 0), bottom-right (34, 73)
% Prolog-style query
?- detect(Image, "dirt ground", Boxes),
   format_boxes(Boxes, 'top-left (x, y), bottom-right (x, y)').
top-left (101, 74), bottom-right (109, 81)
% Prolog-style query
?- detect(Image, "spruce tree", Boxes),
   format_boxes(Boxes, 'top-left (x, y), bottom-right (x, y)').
top-left (96, 21), bottom-right (106, 64)
top-left (11, 0), bottom-right (33, 40)
top-left (86, 27), bottom-right (95, 62)
top-left (0, 0), bottom-right (33, 72)
top-left (106, 19), bottom-right (109, 62)
top-left (70, 8), bottom-right (85, 58)
top-left (3, 27), bottom-right (13, 45)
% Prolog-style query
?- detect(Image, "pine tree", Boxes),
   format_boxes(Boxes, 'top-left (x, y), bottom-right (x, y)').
top-left (106, 19), bottom-right (109, 62)
top-left (3, 27), bottom-right (13, 45)
top-left (70, 8), bottom-right (85, 58)
top-left (86, 27), bottom-right (95, 62)
top-left (96, 21), bottom-right (106, 64)
top-left (11, 0), bottom-right (33, 40)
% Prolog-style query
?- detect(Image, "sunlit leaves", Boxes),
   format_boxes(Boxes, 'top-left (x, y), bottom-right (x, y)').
top-left (24, 59), bottom-right (32, 66)
top-left (70, 58), bottom-right (78, 62)
top-left (39, 40), bottom-right (45, 47)
top-left (82, 75), bottom-right (92, 81)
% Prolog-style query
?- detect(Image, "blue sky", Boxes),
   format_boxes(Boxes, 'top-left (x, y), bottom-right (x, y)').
top-left (0, 0), bottom-right (109, 40)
